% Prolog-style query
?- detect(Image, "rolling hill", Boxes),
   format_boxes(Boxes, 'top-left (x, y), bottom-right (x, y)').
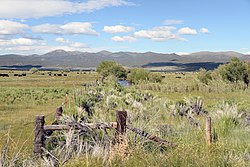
top-left (0, 50), bottom-right (249, 71)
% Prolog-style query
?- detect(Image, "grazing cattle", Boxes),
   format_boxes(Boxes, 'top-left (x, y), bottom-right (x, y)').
top-left (22, 73), bottom-right (26, 76)
top-left (57, 74), bottom-right (62, 76)
top-left (54, 74), bottom-right (57, 76)
top-left (14, 74), bottom-right (19, 76)
top-left (176, 76), bottom-right (181, 79)
top-left (243, 73), bottom-right (249, 87)
top-left (162, 75), bottom-right (166, 78)
top-left (18, 74), bottom-right (23, 77)
top-left (0, 74), bottom-right (9, 77)
top-left (49, 74), bottom-right (51, 76)
top-left (63, 74), bottom-right (67, 76)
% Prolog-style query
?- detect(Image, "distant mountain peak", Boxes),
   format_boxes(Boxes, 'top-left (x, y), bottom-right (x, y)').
top-left (97, 50), bottom-right (112, 55)
top-left (1, 50), bottom-right (250, 70)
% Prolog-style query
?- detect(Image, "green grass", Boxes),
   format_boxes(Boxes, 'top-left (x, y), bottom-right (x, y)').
top-left (1, 71), bottom-right (250, 166)
top-left (0, 71), bottom-right (98, 155)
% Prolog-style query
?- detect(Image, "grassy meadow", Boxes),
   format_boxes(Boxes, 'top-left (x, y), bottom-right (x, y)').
top-left (0, 71), bottom-right (98, 155)
top-left (0, 70), bottom-right (250, 166)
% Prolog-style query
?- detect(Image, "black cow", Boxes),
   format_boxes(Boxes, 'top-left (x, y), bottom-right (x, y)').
top-left (243, 73), bottom-right (249, 87)
top-left (0, 74), bottom-right (9, 77)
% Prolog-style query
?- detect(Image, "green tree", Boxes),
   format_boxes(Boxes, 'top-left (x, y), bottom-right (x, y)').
top-left (96, 61), bottom-right (127, 79)
top-left (128, 68), bottom-right (149, 84)
top-left (30, 67), bottom-right (39, 73)
top-left (219, 57), bottom-right (247, 82)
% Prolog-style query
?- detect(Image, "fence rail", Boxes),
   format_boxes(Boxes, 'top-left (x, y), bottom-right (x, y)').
top-left (34, 107), bottom-right (212, 157)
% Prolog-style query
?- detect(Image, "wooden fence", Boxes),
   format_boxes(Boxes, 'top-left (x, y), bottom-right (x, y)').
top-left (34, 108), bottom-right (212, 157)
top-left (34, 109), bottom-right (173, 157)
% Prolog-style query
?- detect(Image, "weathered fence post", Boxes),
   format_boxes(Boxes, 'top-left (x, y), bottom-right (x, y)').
top-left (55, 106), bottom-right (63, 120)
top-left (206, 116), bottom-right (212, 145)
top-left (34, 115), bottom-right (45, 158)
top-left (116, 111), bottom-right (127, 135)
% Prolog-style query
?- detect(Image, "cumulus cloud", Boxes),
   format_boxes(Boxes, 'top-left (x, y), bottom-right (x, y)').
top-left (55, 37), bottom-right (88, 48)
top-left (0, 0), bottom-right (132, 19)
top-left (0, 38), bottom-right (42, 47)
top-left (163, 19), bottom-right (184, 25)
top-left (134, 26), bottom-right (185, 42)
top-left (200, 28), bottom-right (210, 33)
top-left (32, 22), bottom-right (98, 35)
top-left (178, 27), bottom-right (197, 35)
top-left (0, 20), bottom-right (28, 36)
top-left (103, 25), bottom-right (135, 34)
top-left (1, 38), bottom-right (90, 54)
top-left (111, 36), bottom-right (136, 42)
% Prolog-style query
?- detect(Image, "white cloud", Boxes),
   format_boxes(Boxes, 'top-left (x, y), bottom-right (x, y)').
top-left (0, 0), bottom-right (132, 19)
top-left (163, 19), bottom-right (184, 25)
top-left (0, 38), bottom-right (41, 47)
top-left (61, 22), bottom-right (98, 35)
top-left (32, 22), bottom-right (98, 35)
top-left (134, 26), bottom-right (185, 42)
top-left (176, 52), bottom-right (190, 56)
top-left (111, 36), bottom-right (136, 42)
top-left (200, 28), bottom-right (210, 33)
top-left (103, 25), bottom-right (135, 34)
top-left (32, 24), bottom-right (62, 34)
top-left (241, 48), bottom-right (248, 50)
top-left (55, 37), bottom-right (88, 48)
top-left (55, 37), bottom-right (69, 43)
top-left (0, 20), bottom-right (28, 35)
top-left (245, 52), bottom-right (250, 55)
top-left (178, 27), bottom-right (197, 35)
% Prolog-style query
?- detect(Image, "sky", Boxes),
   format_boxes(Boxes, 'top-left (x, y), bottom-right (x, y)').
top-left (0, 0), bottom-right (250, 55)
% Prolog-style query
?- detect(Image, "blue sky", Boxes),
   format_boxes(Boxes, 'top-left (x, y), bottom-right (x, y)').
top-left (0, 0), bottom-right (249, 55)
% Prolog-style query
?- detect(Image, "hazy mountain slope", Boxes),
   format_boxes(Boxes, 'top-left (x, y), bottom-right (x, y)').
top-left (0, 50), bottom-right (249, 69)
top-left (188, 51), bottom-right (246, 61)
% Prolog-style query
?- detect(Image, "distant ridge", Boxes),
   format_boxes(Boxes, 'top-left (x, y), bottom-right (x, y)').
top-left (0, 50), bottom-right (250, 71)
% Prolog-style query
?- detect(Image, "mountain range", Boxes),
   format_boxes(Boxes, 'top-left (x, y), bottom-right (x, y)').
top-left (0, 50), bottom-right (249, 71)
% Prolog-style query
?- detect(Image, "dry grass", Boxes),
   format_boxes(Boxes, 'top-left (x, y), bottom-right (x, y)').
top-left (1, 71), bottom-right (250, 166)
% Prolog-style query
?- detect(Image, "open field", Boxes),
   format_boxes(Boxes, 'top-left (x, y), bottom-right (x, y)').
top-left (0, 71), bottom-right (98, 154)
top-left (1, 70), bottom-right (250, 166)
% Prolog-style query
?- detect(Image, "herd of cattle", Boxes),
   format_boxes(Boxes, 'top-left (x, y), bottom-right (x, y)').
top-left (0, 72), bottom-right (68, 77)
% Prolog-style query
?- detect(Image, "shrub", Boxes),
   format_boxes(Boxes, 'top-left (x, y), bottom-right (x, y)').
top-left (62, 68), bottom-right (71, 72)
top-left (218, 57), bottom-right (247, 83)
top-left (148, 72), bottom-right (162, 83)
top-left (29, 67), bottom-right (39, 73)
top-left (197, 68), bottom-right (212, 85)
top-left (96, 61), bottom-right (127, 79)
top-left (127, 68), bottom-right (149, 84)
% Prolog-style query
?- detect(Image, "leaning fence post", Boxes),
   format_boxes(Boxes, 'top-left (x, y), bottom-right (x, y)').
top-left (206, 116), bottom-right (212, 145)
top-left (34, 115), bottom-right (45, 158)
top-left (116, 111), bottom-right (127, 135)
top-left (55, 106), bottom-right (63, 120)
